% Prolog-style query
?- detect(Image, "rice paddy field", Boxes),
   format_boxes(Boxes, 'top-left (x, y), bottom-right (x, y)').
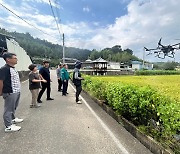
top-left (91, 75), bottom-right (180, 102)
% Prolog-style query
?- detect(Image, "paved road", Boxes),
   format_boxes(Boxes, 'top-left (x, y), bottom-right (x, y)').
top-left (0, 70), bottom-right (152, 154)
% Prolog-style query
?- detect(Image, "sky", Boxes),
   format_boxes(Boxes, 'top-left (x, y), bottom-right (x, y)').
top-left (0, 0), bottom-right (180, 62)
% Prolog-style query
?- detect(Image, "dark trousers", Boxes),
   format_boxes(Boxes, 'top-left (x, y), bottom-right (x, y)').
top-left (76, 85), bottom-right (82, 102)
top-left (37, 82), bottom-right (51, 100)
top-left (62, 80), bottom-right (68, 95)
top-left (58, 79), bottom-right (62, 91)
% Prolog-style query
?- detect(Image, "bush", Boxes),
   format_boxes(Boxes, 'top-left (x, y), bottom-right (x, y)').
top-left (135, 70), bottom-right (180, 75)
top-left (82, 75), bottom-right (180, 138)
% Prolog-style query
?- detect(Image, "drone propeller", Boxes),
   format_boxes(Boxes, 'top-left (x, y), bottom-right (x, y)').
top-left (171, 43), bottom-right (180, 47)
top-left (144, 47), bottom-right (149, 51)
top-left (144, 47), bottom-right (159, 51)
top-left (158, 38), bottom-right (162, 46)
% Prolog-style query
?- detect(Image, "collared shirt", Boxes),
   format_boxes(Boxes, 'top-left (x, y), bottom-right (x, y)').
top-left (0, 64), bottom-right (21, 93)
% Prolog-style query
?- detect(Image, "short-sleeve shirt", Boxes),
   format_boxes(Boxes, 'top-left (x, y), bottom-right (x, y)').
top-left (0, 64), bottom-right (21, 93)
top-left (29, 72), bottom-right (41, 90)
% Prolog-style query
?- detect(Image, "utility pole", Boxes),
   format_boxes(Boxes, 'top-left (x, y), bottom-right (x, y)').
top-left (62, 33), bottom-right (65, 64)
top-left (143, 48), bottom-right (145, 69)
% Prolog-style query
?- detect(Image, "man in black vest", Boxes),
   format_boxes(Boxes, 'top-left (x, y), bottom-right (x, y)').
top-left (73, 61), bottom-right (84, 104)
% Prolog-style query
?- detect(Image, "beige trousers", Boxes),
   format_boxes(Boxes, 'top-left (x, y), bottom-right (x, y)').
top-left (30, 89), bottom-right (39, 105)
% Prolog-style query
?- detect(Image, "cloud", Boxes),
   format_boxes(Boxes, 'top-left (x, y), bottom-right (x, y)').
top-left (1, 0), bottom-right (180, 62)
top-left (78, 0), bottom-right (180, 61)
top-left (83, 6), bottom-right (90, 13)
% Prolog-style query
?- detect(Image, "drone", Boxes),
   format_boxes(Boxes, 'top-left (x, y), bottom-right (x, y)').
top-left (144, 38), bottom-right (180, 59)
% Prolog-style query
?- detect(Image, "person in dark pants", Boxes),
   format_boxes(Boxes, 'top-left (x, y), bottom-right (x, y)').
top-left (61, 64), bottom-right (69, 96)
top-left (0, 52), bottom-right (23, 132)
top-left (37, 61), bottom-right (54, 103)
top-left (56, 64), bottom-right (62, 92)
top-left (73, 61), bottom-right (84, 104)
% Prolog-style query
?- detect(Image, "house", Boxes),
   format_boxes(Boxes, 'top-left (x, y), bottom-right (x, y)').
top-left (131, 61), bottom-right (153, 70)
top-left (93, 57), bottom-right (108, 75)
top-left (0, 33), bottom-right (32, 71)
top-left (107, 62), bottom-right (120, 70)
top-left (82, 59), bottom-right (93, 69)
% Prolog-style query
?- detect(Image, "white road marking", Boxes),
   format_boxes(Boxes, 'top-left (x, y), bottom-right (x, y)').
top-left (69, 83), bottom-right (129, 154)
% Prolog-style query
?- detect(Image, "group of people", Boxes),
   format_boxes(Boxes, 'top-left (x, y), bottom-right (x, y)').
top-left (0, 52), bottom-right (84, 132)
top-left (56, 63), bottom-right (70, 96)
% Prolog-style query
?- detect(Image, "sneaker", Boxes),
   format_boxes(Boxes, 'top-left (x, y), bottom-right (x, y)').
top-left (30, 104), bottom-right (41, 108)
top-left (12, 118), bottom-right (23, 124)
top-left (30, 104), bottom-right (34, 108)
top-left (34, 104), bottom-right (41, 108)
top-left (5, 125), bottom-right (21, 132)
top-left (46, 98), bottom-right (54, 100)
top-left (76, 101), bottom-right (82, 104)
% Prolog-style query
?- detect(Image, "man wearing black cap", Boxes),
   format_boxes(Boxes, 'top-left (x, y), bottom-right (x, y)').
top-left (37, 61), bottom-right (54, 103)
top-left (73, 61), bottom-right (84, 104)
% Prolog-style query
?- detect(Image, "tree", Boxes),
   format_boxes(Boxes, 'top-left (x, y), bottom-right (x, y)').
top-left (124, 48), bottom-right (133, 55)
top-left (162, 61), bottom-right (178, 70)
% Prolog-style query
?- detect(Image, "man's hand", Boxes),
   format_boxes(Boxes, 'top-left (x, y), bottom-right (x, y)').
top-left (0, 80), bottom-right (3, 96)
top-left (42, 79), bottom-right (47, 83)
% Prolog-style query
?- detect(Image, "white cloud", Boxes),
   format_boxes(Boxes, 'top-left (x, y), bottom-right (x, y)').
top-left (83, 6), bottom-right (90, 13)
top-left (22, 0), bottom-right (61, 8)
top-left (1, 0), bottom-right (180, 62)
top-left (79, 0), bottom-right (180, 61)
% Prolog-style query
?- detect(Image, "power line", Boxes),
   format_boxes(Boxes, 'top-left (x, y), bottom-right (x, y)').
top-left (54, 0), bottom-right (64, 34)
top-left (48, 0), bottom-right (62, 40)
top-left (0, 2), bottom-right (58, 41)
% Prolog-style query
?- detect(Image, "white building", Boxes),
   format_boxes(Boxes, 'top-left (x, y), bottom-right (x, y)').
top-left (107, 62), bottom-right (120, 70)
top-left (0, 33), bottom-right (32, 71)
top-left (131, 61), bottom-right (153, 70)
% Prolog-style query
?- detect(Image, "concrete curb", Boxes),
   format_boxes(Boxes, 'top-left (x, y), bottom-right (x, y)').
top-left (82, 90), bottom-right (174, 154)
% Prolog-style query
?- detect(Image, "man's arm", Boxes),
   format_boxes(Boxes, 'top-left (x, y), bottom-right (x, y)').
top-left (74, 72), bottom-right (84, 80)
top-left (56, 68), bottom-right (58, 76)
top-left (0, 80), bottom-right (3, 96)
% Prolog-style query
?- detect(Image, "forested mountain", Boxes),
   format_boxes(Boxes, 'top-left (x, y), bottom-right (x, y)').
top-left (90, 45), bottom-right (141, 64)
top-left (0, 27), bottom-right (141, 66)
top-left (0, 28), bottom-right (91, 65)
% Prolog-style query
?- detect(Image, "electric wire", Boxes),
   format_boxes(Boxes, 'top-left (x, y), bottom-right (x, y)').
top-left (0, 2), bottom-right (59, 42)
top-left (54, 0), bottom-right (64, 34)
top-left (48, 0), bottom-right (62, 41)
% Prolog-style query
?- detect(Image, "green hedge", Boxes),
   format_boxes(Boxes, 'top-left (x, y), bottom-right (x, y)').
top-left (135, 70), bottom-right (180, 75)
top-left (82, 75), bottom-right (180, 139)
